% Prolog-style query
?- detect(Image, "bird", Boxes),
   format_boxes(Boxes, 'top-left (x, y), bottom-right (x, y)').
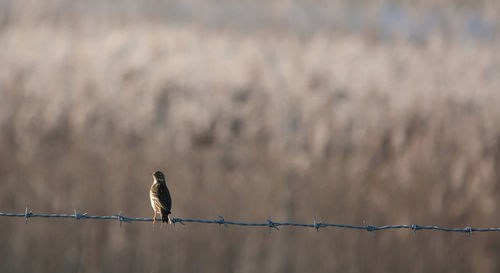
top-left (150, 170), bottom-right (172, 225)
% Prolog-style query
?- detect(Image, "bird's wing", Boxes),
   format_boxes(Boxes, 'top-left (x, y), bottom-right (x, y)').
top-left (157, 183), bottom-right (172, 213)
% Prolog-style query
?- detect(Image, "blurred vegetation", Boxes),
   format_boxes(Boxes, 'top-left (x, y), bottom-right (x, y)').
top-left (1, 0), bottom-right (500, 272)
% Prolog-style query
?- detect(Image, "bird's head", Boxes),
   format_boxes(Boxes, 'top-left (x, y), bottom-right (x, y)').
top-left (152, 171), bottom-right (166, 184)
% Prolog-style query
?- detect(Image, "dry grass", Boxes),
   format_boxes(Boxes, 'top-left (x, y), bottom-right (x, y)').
top-left (1, 1), bottom-right (500, 272)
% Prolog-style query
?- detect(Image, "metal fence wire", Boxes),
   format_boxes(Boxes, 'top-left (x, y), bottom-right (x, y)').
top-left (1, 206), bottom-right (499, 235)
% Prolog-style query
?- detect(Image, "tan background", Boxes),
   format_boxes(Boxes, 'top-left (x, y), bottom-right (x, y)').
top-left (1, 0), bottom-right (500, 272)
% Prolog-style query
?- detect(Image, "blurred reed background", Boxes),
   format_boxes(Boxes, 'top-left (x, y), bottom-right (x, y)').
top-left (1, 0), bottom-right (500, 272)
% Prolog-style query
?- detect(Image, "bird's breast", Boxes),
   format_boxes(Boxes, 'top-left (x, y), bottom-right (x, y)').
top-left (149, 188), bottom-right (156, 209)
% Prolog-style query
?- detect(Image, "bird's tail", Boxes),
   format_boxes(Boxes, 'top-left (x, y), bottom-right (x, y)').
top-left (161, 210), bottom-right (171, 224)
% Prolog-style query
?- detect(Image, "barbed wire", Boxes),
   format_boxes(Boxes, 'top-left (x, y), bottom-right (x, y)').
top-left (1, 206), bottom-right (499, 235)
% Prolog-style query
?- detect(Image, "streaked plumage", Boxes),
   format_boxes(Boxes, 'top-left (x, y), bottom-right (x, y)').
top-left (150, 171), bottom-right (172, 224)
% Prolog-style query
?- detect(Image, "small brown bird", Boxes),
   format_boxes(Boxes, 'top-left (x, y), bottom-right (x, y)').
top-left (150, 171), bottom-right (172, 224)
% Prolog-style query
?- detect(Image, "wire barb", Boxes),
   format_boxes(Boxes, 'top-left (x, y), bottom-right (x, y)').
top-left (73, 208), bottom-right (87, 220)
top-left (465, 226), bottom-right (473, 236)
top-left (267, 216), bottom-right (279, 233)
top-left (363, 220), bottom-right (376, 236)
top-left (411, 224), bottom-right (420, 235)
top-left (116, 211), bottom-right (129, 228)
top-left (216, 216), bottom-right (228, 227)
top-left (313, 217), bottom-right (324, 231)
top-left (171, 217), bottom-right (185, 226)
top-left (24, 205), bottom-right (32, 224)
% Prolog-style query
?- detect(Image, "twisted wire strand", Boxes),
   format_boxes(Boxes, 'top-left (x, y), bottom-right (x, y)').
top-left (1, 207), bottom-right (500, 234)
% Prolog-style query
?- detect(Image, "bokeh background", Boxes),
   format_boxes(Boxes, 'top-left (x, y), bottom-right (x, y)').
top-left (1, 0), bottom-right (500, 272)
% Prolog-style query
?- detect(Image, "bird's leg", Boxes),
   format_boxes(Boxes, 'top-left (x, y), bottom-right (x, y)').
top-left (153, 210), bottom-right (156, 225)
